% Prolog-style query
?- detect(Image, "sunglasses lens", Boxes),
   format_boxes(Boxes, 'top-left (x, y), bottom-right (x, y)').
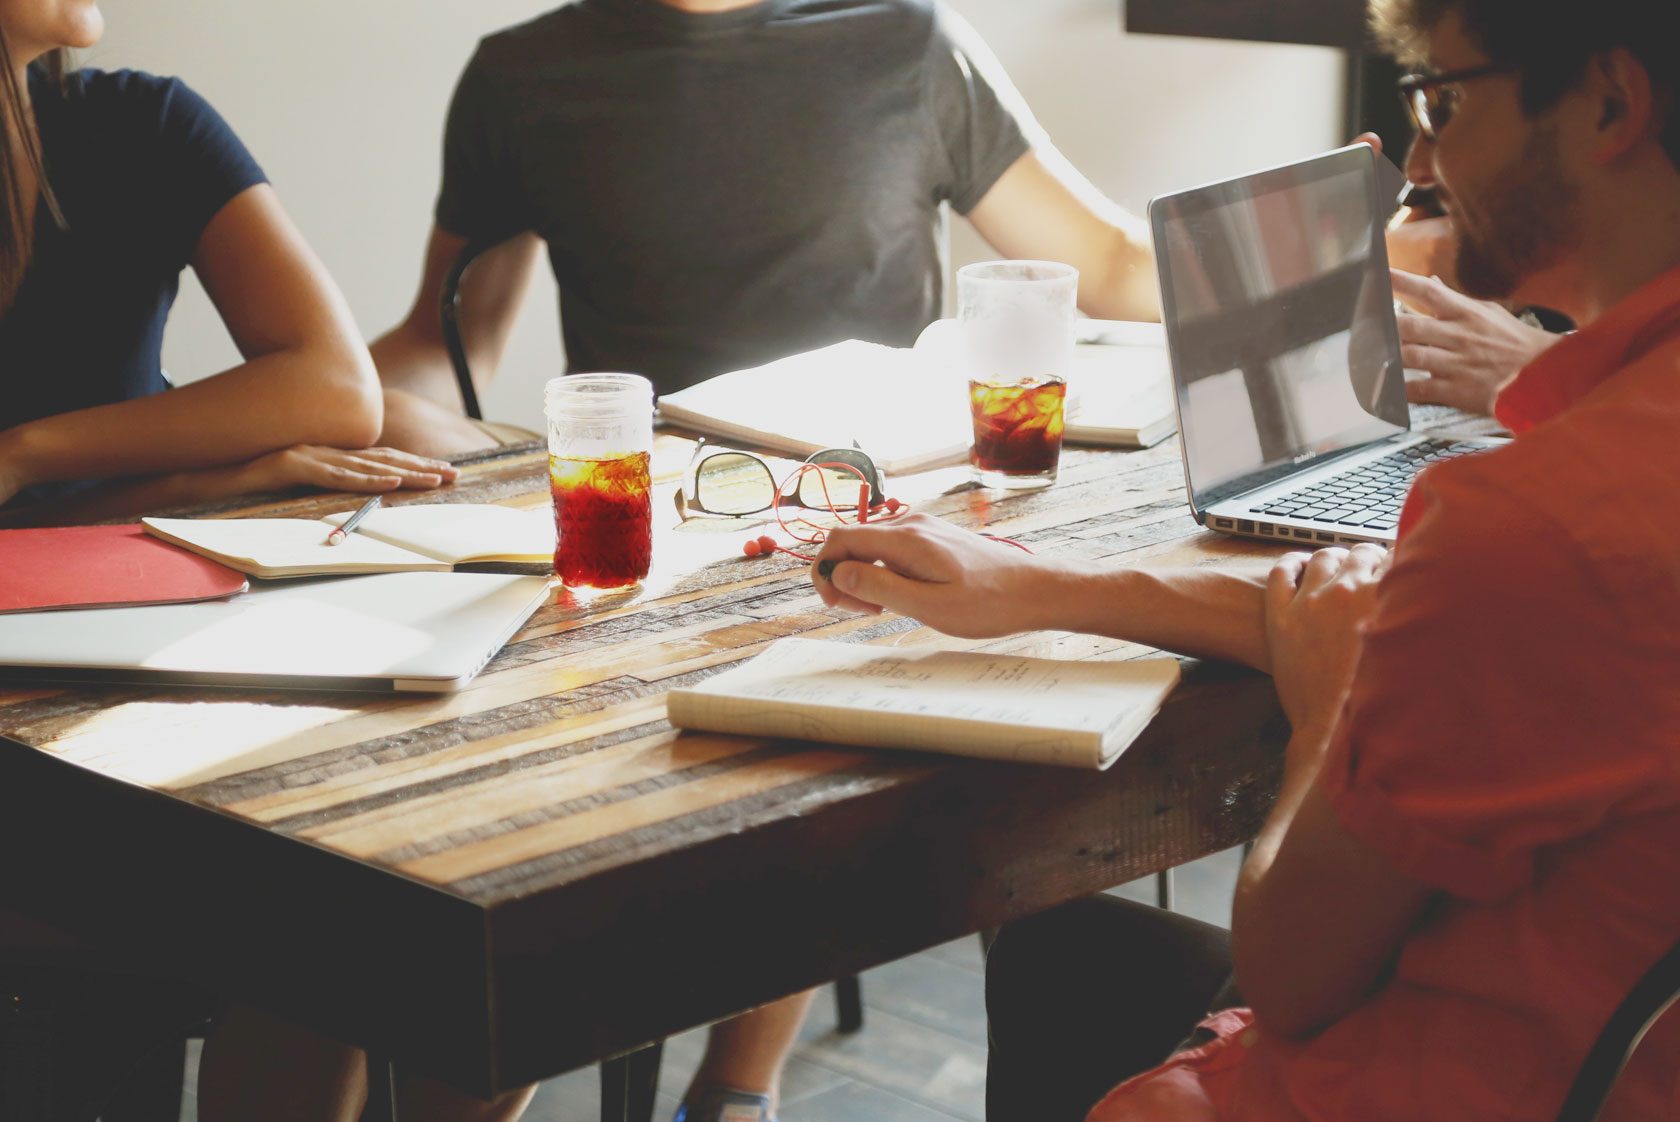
top-left (797, 463), bottom-right (872, 509)
top-left (694, 452), bottom-right (775, 515)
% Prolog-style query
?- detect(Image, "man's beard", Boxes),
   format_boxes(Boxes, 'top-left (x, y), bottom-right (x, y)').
top-left (1452, 124), bottom-right (1581, 301)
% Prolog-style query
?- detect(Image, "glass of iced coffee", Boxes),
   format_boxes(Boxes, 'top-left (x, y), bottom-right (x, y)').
top-left (957, 260), bottom-right (1077, 490)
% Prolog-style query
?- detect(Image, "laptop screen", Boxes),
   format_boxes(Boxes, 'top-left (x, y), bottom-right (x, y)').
top-left (1151, 145), bottom-right (1410, 511)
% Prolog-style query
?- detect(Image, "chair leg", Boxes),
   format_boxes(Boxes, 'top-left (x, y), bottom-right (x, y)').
top-left (833, 975), bottom-right (864, 1035)
top-left (362, 1053), bottom-right (398, 1122)
top-left (1155, 869), bottom-right (1174, 911)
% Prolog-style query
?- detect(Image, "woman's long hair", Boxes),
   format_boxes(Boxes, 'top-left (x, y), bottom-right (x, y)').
top-left (0, 31), bottom-right (69, 313)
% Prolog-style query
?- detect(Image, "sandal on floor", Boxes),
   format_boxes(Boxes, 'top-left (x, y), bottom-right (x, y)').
top-left (672, 1086), bottom-right (777, 1122)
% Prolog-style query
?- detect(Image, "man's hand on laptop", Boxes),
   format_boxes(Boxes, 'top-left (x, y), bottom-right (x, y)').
top-left (810, 513), bottom-right (1050, 639)
top-left (1265, 545), bottom-right (1388, 749)
top-left (1391, 270), bottom-right (1559, 416)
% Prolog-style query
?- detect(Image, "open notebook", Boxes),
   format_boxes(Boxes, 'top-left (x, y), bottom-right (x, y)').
top-left (666, 637), bottom-right (1181, 770)
top-left (143, 503), bottom-right (554, 579)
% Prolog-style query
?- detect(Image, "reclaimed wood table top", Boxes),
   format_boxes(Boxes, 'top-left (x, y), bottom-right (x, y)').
top-left (0, 435), bottom-right (1289, 1096)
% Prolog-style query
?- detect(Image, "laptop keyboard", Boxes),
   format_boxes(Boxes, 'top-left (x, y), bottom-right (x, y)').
top-left (1246, 439), bottom-right (1482, 532)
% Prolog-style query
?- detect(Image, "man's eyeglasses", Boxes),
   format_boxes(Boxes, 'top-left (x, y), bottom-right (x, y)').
top-left (675, 441), bottom-right (886, 520)
top-left (1397, 63), bottom-right (1516, 141)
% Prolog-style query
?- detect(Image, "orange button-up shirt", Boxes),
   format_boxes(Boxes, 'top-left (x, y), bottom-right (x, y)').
top-left (1090, 267), bottom-right (1680, 1122)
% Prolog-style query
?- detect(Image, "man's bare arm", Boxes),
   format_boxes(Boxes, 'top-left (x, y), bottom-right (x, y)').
top-left (966, 151), bottom-right (1159, 323)
top-left (369, 226), bottom-right (543, 410)
top-left (808, 514), bottom-right (1271, 670)
top-left (1232, 548), bottom-right (1431, 1040)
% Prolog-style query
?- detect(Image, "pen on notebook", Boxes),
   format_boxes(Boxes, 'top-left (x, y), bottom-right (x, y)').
top-left (324, 495), bottom-right (382, 546)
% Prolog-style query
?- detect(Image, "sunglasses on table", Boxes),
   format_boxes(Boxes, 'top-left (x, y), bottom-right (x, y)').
top-left (674, 440), bottom-right (887, 520)
top-left (1397, 62), bottom-right (1517, 141)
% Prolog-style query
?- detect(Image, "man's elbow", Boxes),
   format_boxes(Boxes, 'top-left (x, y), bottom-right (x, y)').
top-left (1235, 968), bottom-right (1334, 1043)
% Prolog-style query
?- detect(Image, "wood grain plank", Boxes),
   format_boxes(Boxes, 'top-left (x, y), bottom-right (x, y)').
top-left (300, 730), bottom-right (765, 854)
top-left (396, 747), bottom-right (872, 885)
top-left (227, 696), bottom-right (670, 821)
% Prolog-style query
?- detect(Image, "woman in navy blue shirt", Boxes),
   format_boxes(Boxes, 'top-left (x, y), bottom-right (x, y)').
top-left (0, 0), bottom-right (458, 520)
top-left (0, 3), bottom-right (542, 1120)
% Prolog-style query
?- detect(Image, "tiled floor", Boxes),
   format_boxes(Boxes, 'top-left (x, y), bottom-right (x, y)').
top-left (179, 848), bottom-right (1243, 1122)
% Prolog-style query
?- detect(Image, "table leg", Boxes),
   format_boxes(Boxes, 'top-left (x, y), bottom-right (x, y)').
top-left (364, 1053), bottom-right (398, 1122)
top-left (600, 1039), bottom-right (663, 1122)
top-left (834, 976), bottom-right (864, 1034)
top-left (1155, 869), bottom-right (1175, 911)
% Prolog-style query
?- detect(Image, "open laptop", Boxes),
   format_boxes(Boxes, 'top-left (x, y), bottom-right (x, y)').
top-left (1150, 144), bottom-right (1507, 547)
top-left (0, 571), bottom-right (551, 693)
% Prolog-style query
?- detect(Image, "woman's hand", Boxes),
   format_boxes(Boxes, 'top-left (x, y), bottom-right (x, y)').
top-left (221, 444), bottom-right (459, 496)
top-left (809, 512), bottom-right (1053, 639)
top-left (1391, 269), bottom-right (1558, 415)
top-left (1265, 546), bottom-right (1388, 745)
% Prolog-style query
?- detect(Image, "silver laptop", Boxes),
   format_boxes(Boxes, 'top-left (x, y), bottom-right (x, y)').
top-left (0, 571), bottom-right (551, 693)
top-left (1149, 144), bottom-right (1506, 547)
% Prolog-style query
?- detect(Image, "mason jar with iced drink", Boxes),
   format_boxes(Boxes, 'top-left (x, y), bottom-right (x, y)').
top-left (544, 374), bottom-right (654, 591)
top-left (958, 260), bottom-right (1077, 490)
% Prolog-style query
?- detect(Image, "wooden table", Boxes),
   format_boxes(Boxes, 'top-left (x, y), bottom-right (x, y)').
top-left (0, 436), bottom-right (1289, 1100)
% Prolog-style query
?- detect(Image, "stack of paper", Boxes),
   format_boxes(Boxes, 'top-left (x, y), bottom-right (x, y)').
top-left (666, 637), bottom-right (1181, 770)
top-left (655, 340), bottom-right (974, 475)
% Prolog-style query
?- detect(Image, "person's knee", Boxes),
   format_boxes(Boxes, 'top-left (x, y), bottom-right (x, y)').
top-left (987, 896), bottom-right (1233, 1036)
top-left (986, 896), bottom-right (1120, 1037)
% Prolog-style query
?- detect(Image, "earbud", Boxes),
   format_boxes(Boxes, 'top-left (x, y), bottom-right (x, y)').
top-left (742, 534), bottom-right (779, 558)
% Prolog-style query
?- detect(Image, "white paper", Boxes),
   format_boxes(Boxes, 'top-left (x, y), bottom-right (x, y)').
top-left (667, 638), bottom-right (1181, 769)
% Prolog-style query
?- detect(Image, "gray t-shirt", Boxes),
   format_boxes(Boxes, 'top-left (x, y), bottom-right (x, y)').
top-left (437, 0), bottom-right (1030, 394)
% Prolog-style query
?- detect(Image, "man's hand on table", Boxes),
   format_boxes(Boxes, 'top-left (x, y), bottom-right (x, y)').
top-left (1392, 269), bottom-right (1558, 416)
top-left (1264, 545), bottom-right (1388, 755)
top-left (809, 512), bottom-right (1056, 639)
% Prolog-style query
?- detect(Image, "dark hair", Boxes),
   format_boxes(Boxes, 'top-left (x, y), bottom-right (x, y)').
top-left (1369, 0), bottom-right (1679, 167)
top-left (0, 33), bottom-right (69, 314)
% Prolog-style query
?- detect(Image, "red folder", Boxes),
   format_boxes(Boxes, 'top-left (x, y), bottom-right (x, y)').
top-left (0, 523), bottom-right (248, 614)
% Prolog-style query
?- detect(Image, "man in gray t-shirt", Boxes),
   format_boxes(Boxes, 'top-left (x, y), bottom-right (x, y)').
top-left (437, 0), bottom-right (1030, 393)
top-left (369, 3), bottom-right (1155, 1118)
top-left (375, 0), bottom-right (1157, 452)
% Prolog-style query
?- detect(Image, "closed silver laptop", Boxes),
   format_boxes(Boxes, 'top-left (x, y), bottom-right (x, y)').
top-left (1149, 144), bottom-right (1506, 547)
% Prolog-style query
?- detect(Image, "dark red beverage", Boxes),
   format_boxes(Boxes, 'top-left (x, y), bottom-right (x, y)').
top-left (969, 376), bottom-right (1067, 479)
top-left (549, 451), bottom-right (653, 589)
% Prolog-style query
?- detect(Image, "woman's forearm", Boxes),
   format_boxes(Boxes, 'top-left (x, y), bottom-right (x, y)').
top-left (0, 342), bottom-right (380, 492)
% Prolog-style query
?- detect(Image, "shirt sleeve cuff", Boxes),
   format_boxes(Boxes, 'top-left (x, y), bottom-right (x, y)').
top-left (949, 132), bottom-right (1030, 215)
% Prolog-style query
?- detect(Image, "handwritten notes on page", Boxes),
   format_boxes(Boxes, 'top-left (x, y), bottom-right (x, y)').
top-left (665, 637), bottom-right (1181, 769)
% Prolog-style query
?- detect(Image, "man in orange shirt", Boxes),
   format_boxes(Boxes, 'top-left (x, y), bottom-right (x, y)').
top-left (806, 1), bottom-right (1680, 1118)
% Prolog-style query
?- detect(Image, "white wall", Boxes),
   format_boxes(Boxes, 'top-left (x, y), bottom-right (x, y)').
top-left (90, 0), bottom-right (1342, 430)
